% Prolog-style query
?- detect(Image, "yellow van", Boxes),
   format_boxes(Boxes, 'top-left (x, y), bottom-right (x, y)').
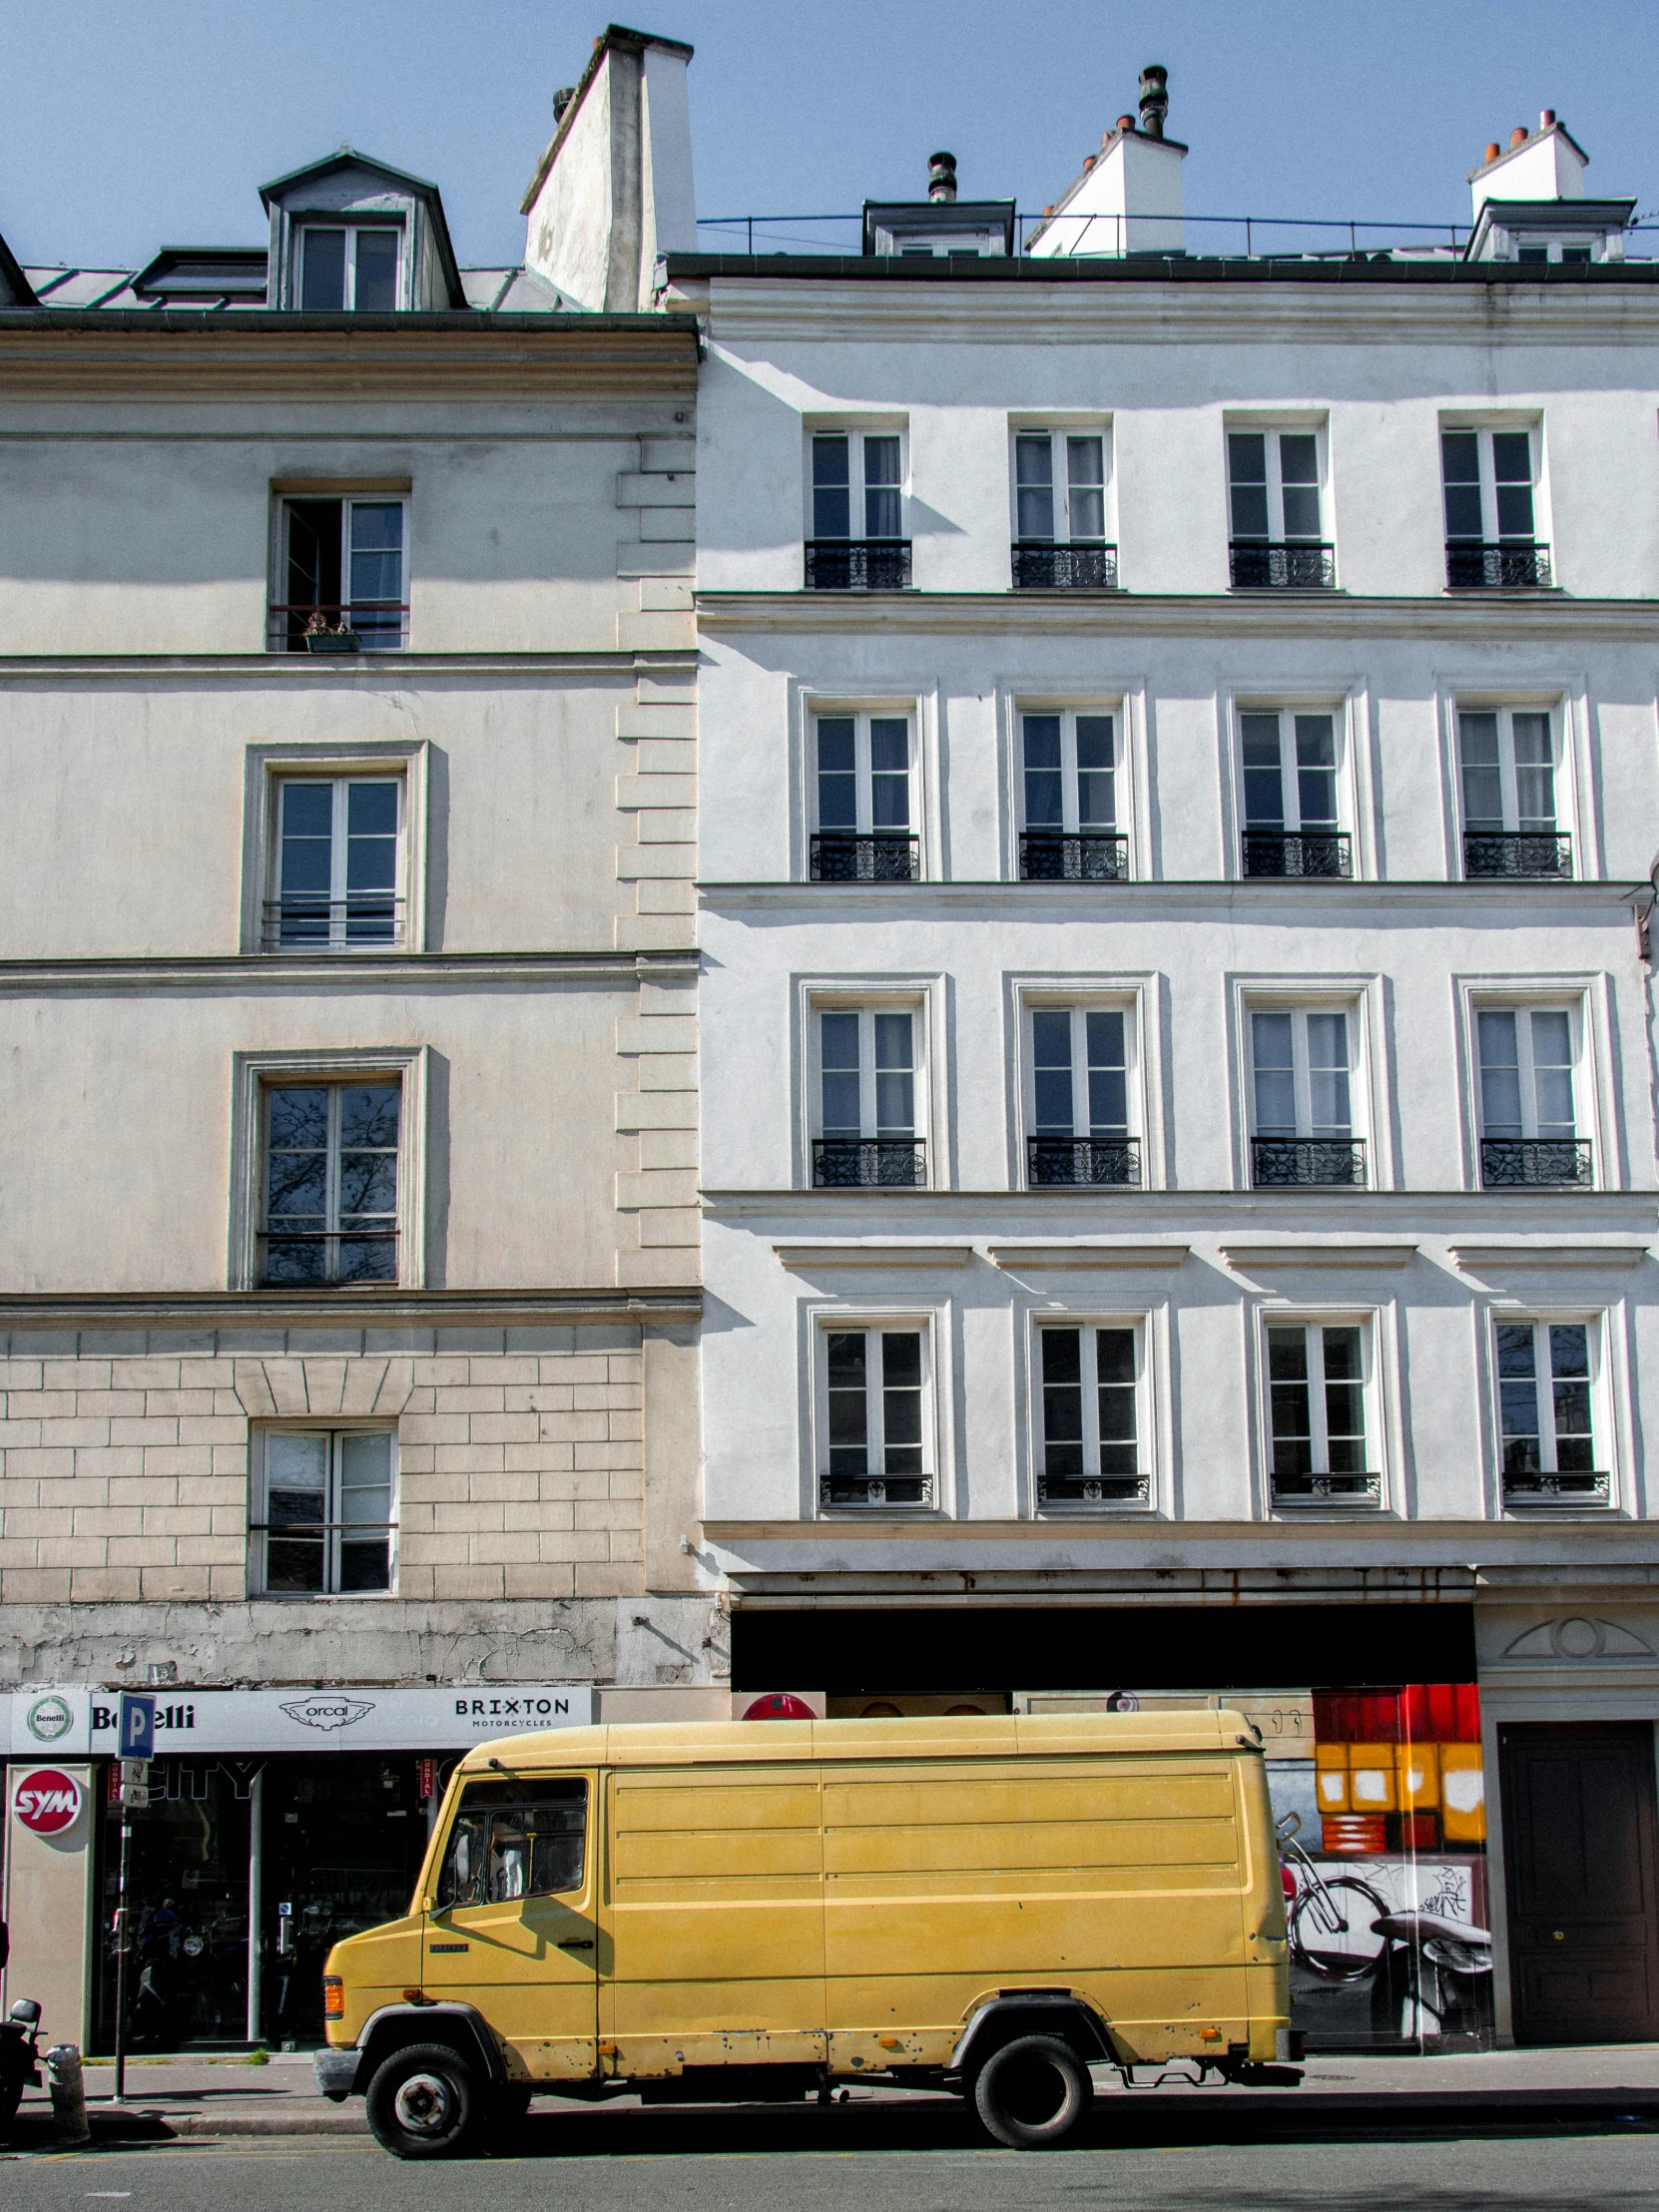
top-left (316, 1711), bottom-right (1296, 2155)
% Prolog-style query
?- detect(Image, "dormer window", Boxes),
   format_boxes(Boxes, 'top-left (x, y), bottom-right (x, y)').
top-left (297, 224), bottom-right (401, 311)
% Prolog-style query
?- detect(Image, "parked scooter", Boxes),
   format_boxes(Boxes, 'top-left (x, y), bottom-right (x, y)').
top-left (0, 1996), bottom-right (44, 2136)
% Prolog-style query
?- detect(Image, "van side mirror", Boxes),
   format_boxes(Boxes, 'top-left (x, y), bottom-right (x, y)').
top-left (8, 1998), bottom-right (42, 2024)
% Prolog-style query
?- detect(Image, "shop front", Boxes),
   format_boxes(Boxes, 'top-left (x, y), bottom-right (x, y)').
top-left (4, 1683), bottom-right (592, 2051)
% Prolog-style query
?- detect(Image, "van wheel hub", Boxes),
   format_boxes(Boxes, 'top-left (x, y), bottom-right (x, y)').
top-left (393, 2072), bottom-right (454, 2133)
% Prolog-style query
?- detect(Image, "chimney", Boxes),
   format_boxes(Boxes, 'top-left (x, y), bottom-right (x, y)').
top-left (927, 150), bottom-right (957, 204)
top-left (1029, 63), bottom-right (1185, 259)
top-left (1509, 125), bottom-right (1529, 149)
top-left (553, 86), bottom-right (576, 125)
top-left (1468, 105), bottom-right (1588, 224)
top-left (1138, 65), bottom-right (1169, 141)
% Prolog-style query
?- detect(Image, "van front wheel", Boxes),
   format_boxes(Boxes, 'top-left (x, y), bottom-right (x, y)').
top-left (365, 2041), bottom-right (480, 2159)
top-left (972, 2034), bottom-right (1092, 2149)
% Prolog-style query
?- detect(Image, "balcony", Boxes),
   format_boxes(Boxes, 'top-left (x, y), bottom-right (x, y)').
top-left (1027, 1136), bottom-right (1141, 1188)
top-left (1444, 541), bottom-right (1552, 589)
top-left (1037, 1471), bottom-right (1150, 1508)
top-left (1272, 1470), bottom-right (1382, 1506)
top-left (805, 539), bottom-right (911, 591)
top-left (813, 1137), bottom-right (927, 1188)
top-left (1480, 1137), bottom-right (1593, 1188)
top-left (268, 601), bottom-right (409, 652)
top-left (1018, 830), bottom-right (1129, 882)
top-left (821, 1470), bottom-right (933, 1509)
top-left (1242, 830), bottom-right (1352, 879)
top-left (1229, 541), bottom-right (1336, 590)
top-left (1502, 1468), bottom-right (1611, 1508)
top-left (1011, 541), bottom-right (1118, 590)
top-left (810, 831), bottom-right (920, 882)
top-left (1252, 1137), bottom-right (1368, 1188)
top-left (263, 895), bottom-right (405, 950)
top-left (1462, 830), bottom-right (1573, 879)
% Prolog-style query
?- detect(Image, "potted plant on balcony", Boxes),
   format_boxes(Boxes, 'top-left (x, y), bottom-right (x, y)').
top-left (303, 609), bottom-right (361, 654)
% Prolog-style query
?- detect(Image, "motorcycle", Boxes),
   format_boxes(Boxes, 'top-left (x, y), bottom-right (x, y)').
top-left (0, 1996), bottom-right (44, 2137)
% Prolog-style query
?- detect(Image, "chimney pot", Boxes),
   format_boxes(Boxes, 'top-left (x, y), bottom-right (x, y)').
top-left (553, 85), bottom-right (576, 124)
top-left (927, 149), bottom-right (957, 204)
top-left (1540, 108), bottom-right (1556, 128)
top-left (1137, 64), bottom-right (1169, 141)
top-left (1116, 114), bottom-right (1136, 134)
top-left (1509, 125), bottom-right (1528, 148)
top-left (1484, 142), bottom-right (1501, 165)
top-left (1082, 154), bottom-right (1096, 170)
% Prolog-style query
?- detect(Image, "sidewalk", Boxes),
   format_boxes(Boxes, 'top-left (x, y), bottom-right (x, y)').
top-left (5, 2044), bottom-right (1658, 2151)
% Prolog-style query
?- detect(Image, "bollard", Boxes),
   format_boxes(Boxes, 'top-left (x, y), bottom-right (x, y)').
top-left (45, 2045), bottom-right (90, 2143)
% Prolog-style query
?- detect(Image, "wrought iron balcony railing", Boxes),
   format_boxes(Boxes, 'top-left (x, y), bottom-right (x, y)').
top-left (1242, 830), bottom-right (1352, 879)
top-left (268, 601), bottom-right (409, 651)
top-left (804, 538), bottom-right (911, 591)
top-left (1271, 1470), bottom-right (1383, 1506)
top-left (809, 831), bottom-right (920, 882)
top-left (1018, 830), bottom-right (1130, 882)
top-left (812, 1137), bottom-right (927, 1188)
top-left (820, 1471), bottom-right (934, 1509)
top-left (1502, 1468), bottom-right (1611, 1507)
top-left (1480, 1137), bottom-right (1593, 1188)
top-left (1037, 1471), bottom-right (1151, 1508)
top-left (263, 895), bottom-right (405, 949)
top-left (1252, 1137), bottom-right (1368, 1188)
top-left (1011, 541), bottom-right (1118, 590)
top-left (1229, 541), bottom-right (1336, 590)
top-left (1462, 830), bottom-right (1572, 879)
top-left (1444, 541), bottom-right (1552, 589)
top-left (1027, 1136), bottom-right (1141, 1188)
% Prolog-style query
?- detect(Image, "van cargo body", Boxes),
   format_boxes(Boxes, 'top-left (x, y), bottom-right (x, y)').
top-left (320, 1712), bottom-right (1294, 2154)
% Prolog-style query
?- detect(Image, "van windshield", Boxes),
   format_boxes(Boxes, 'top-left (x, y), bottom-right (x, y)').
top-left (435, 1777), bottom-right (587, 1909)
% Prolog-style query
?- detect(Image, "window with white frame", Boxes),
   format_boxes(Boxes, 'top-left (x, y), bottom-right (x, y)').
top-left (1035, 1322), bottom-right (1147, 1506)
top-left (1440, 425), bottom-right (1549, 587)
top-left (820, 1321), bottom-right (932, 1508)
top-left (1249, 1005), bottom-right (1365, 1187)
top-left (1495, 1318), bottom-right (1606, 1504)
top-left (1266, 1321), bottom-right (1379, 1503)
top-left (810, 711), bottom-right (917, 880)
top-left (1456, 707), bottom-right (1570, 877)
top-left (262, 1077), bottom-right (401, 1284)
top-left (295, 224), bottom-right (401, 311)
top-left (1239, 709), bottom-right (1349, 878)
top-left (813, 1004), bottom-right (924, 1187)
top-left (268, 776), bottom-right (402, 948)
top-left (1018, 709), bottom-right (1125, 880)
top-left (1475, 1005), bottom-right (1590, 1187)
top-left (1011, 429), bottom-right (1114, 588)
top-left (1026, 1004), bottom-right (1138, 1187)
top-left (1228, 427), bottom-right (1331, 588)
top-left (257, 1428), bottom-right (397, 1594)
top-left (807, 430), bottom-right (907, 588)
top-left (274, 495), bottom-right (407, 650)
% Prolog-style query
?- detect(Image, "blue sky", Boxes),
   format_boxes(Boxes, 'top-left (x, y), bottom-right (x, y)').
top-left (2, 0), bottom-right (1656, 272)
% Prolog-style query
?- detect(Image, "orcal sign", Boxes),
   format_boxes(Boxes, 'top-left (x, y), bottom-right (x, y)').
top-left (15, 1768), bottom-right (83, 1835)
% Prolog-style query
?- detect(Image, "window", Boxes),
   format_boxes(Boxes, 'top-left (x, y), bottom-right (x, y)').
top-left (1228, 428), bottom-right (1332, 588)
top-left (1018, 710), bottom-right (1126, 880)
top-left (1036, 1325), bottom-right (1147, 1506)
top-left (1250, 1007), bottom-right (1365, 1186)
top-left (1239, 710), bottom-right (1349, 877)
top-left (1496, 1320), bottom-right (1608, 1504)
top-left (807, 431), bottom-right (908, 589)
top-left (1476, 1006), bottom-right (1591, 1186)
top-left (296, 225), bottom-right (401, 311)
top-left (262, 1079), bottom-right (400, 1283)
top-left (814, 1006), bottom-right (924, 1186)
top-left (1011, 430), bottom-right (1115, 588)
top-left (1266, 1323), bottom-right (1379, 1503)
top-left (1441, 426), bottom-right (1549, 587)
top-left (258, 1428), bottom-right (396, 1594)
top-left (810, 712), bottom-right (917, 880)
top-left (1457, 708), bottom-right (1570, 876)
top-left (1026, 1006), bottom-right (1138, 1186)
top-left (821, 1323), bottom-right (931, 1508)
top-left (274, 496), bottom-right (407, 651)
top-left (436, 1778), bottom-right (588, 1908)
top-left (268, 777), bottom-right (402, 948)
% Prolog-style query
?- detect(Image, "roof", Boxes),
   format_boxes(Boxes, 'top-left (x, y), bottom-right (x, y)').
top-left (662, 250), bottom-right (1659, 287)
top-left (17, 262), bottom-right (575, 315)
top-left (521, 21), bottom-right (696, 216)
top-left (0, 227), bottom-right (35, 306)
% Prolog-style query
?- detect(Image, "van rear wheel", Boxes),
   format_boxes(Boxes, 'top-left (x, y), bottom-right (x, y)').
top-left (972, 2034), bottom-right (1092, 2149)
top-left (365, 2041), bottom-right (481, 2159)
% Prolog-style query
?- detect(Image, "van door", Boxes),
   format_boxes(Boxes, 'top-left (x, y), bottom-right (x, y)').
top-left (422, 1771), bottom-right (599, 2079)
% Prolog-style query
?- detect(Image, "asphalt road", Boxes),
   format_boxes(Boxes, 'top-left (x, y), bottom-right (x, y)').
top-left (5, 2097), bottom-right (1659, 2211)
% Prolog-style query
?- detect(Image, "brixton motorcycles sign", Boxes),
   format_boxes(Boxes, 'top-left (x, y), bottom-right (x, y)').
top-left (14, 1769), bottom-right (84, 1836)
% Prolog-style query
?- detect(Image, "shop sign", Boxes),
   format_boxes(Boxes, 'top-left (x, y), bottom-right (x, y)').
top-left (52, 1683), bottom-right (596, 1755)
top-left (14, 1768), bottom-right (84, 1835)
top-left (9, 1685), bottom-right (92, 1756)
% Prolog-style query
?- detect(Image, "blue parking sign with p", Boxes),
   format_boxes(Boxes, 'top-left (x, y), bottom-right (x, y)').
top-left (119, 1693), bottom-right (155, 1759)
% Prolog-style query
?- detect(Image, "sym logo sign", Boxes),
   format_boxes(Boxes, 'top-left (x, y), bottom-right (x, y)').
top-left (278, 1696), bottom-right (376, 1735)
top-left (15, 1769), bottom-right (83, 1836)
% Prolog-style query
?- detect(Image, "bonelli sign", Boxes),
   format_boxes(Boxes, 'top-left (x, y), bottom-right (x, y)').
top-left (9, 1683), bottom-right (594, 1757)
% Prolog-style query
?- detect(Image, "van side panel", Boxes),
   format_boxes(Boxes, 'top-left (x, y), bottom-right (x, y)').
top-left (605, 1762), bottom-right (828, 2073)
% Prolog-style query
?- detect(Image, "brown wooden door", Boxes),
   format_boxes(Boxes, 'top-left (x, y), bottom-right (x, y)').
top-left (1499, 1721), bottom-right (1659, 2043)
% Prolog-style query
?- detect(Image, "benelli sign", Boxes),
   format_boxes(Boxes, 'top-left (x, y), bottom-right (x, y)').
top-left (15, 1768), bottom-right (83, 1835)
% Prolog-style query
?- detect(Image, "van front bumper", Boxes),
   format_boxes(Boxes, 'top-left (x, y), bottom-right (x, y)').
top-left (313, 2048), bottom-right (360, 2102)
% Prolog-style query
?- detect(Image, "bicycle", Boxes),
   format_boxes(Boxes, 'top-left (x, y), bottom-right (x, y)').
top-left (1276, 1811), bottom-right (1391, 1983)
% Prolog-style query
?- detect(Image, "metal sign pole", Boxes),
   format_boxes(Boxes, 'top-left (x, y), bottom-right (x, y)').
top-left (112, 1809), bottom-right (133, 2104)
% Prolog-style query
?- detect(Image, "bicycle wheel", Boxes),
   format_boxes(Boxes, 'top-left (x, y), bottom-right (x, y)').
top-left (1291, 1876), bottom-right (1390, 1982)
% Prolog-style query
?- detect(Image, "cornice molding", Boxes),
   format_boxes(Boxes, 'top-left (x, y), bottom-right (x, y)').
top-left (0, 1287), bottom-right (703, 1331)
top-left (0, 949), bottom-right (697, 993)
top-left (699, 878), bottom-right (1641, 912)
top-left (0, 650), bottom-right (697, 683)
top-left (774, 1243), bottom-right (972, 1270)
top-left (1222, 1243), bottom-right (1418, 1270)
top-left (1449, 1243), bottom-right (1651, 1272)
